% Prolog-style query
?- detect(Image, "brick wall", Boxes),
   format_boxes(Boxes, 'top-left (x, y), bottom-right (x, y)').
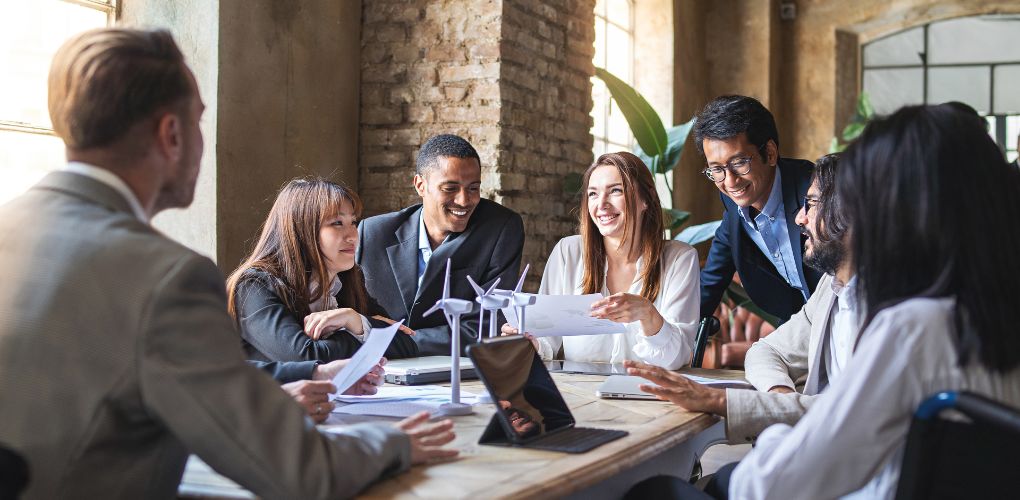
top-left (359, 0), bottom-right (595, 288)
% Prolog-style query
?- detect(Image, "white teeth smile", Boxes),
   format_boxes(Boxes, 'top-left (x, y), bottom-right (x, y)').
top-left (597, 214), bottom-right (619, 224)
top-left (449, 209), bottom-right (468, 216)
top-left (730, 186), bottom-right (748, 196)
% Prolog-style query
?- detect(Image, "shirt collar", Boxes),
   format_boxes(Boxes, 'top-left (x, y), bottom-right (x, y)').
top-left (418, 211), bottom-right (431, 252)
top-left (65, 161), bottom-right (149, 223)
top-left (737, 168), bottom-right (784, 223)
top-left (831, 274), bottom-right (859, 310)
top-left (308, 275), bottom-right (343, 313)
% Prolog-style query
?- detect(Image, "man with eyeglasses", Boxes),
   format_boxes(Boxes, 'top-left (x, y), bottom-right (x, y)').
top-left (696, 95), bottom-right (824, 325)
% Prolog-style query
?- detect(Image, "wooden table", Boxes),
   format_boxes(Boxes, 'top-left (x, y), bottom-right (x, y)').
top-left (180, 369), bottom-right (743, 499)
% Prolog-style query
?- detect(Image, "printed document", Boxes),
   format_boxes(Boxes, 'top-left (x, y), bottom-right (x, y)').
top-left (330, 321), bottom-right (401, 393)
top-left (500, 292), bottom-right (626, 337)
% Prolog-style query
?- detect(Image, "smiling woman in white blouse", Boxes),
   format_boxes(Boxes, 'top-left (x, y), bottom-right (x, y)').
top-left (503, 152), bottom-right (699, 369)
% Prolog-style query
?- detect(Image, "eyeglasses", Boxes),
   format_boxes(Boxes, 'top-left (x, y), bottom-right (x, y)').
top-left (702, 156), bottom-right (753, 182)
top-left (802, 196), bottom-right (819, 216)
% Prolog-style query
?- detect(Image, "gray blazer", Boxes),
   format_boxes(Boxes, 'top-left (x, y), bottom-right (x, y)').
top-left (725, 273), bottom-right (838, 444)
top-left (0, 172), bottom-right (410, 499)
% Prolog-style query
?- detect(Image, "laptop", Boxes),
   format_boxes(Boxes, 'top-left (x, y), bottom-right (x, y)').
top-left (596, 374), bottom-right (754, 400)
top-left (467, 336), bottom-right (628, 453)
top-left (545, 360), bottom-right (628, 376)
top-left (383, 356), bottom-right (477, 385)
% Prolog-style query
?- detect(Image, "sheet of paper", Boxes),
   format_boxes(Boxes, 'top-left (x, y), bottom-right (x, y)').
top-left (330, 321), bottom-right (401, 393)
top-left (331, 400), bottom-right (446, 418)
top-left (330, 385), bottom-right (483, 418)
top-left (333, 385), bottom-right (479, 404)
top-left (499, 292), bottom-right (626, 337)
top-left (682, 374), bottom-right (752, 389)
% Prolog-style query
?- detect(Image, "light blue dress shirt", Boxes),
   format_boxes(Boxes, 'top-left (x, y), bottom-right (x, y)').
top-left (417, 212), bottom-right (433, 288)
top-left (736, 169), bottom-right (807, 298)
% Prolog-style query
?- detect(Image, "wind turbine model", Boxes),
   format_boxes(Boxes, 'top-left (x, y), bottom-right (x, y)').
top-left (467, 276), bottom-right (508, 341)
top-left (422, 258), bottom-right (474, 416)
top-left (509, 264), bottom-right (536, 340)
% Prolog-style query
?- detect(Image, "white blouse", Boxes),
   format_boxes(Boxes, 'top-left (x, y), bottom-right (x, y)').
top-left (730, 297), bottom-right (1020, 499)
top-left (534, 235), bottom-right (700, 369)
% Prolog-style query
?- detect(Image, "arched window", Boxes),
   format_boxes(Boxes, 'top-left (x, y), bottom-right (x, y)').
top-left (0, 0), bottom-right (117, 205)
top-left (591, 0), bottom-right (635, 158)
top-left (862, 15), bottom-right (1020, 162)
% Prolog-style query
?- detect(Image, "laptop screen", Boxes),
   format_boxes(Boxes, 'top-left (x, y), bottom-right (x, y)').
top-left (470, 337), bottom-right (575, 441)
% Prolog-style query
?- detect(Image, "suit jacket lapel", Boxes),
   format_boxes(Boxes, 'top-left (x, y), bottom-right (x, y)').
top-left (386, 208), bottom-right (421, 317)
top-left (414, 218), bottom-right (476, 304)
top-left (804, 287), bottom-right (837, 395)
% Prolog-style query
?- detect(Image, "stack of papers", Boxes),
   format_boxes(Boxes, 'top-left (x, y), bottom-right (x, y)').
top-left (499, 292), bottom-right (626, 337)
top-left (331, 385), bottom-right (484, 418)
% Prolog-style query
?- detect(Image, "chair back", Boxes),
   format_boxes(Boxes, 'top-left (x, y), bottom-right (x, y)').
top-left (894, 391), bottom-right (1020, 500)
top-left (691, 316), bottom-right (720, 368)
top-left (0, 444), bottom-right (29, 500)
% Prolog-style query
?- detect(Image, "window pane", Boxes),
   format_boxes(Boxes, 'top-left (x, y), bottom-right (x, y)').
top-left (993, 65), bottom-right (1020, 115)
top-left (863, 27), bottom-right (924, 67)
top-left (591, 79), bottom-right (607, 140)
top-left (928, 16), bottom-right (1020, 65)
top-left (1007, 115), bottom-right (1020, 153)
top-left (0, 131), bottom-right (66, 204)
top-left (863, 68), bottom-right (924, 115)
top-left (593, 17), bottom-right (607, 68)
top-left (607, 99), bottom-right (631, 146)
top-left (605, 23), bottom-right (632, 81)
top-left (0, 0), bottom-right (109, 128)
top-left (606, 0), bottom-right (631, 30)
top-left (927, 66), bottom-right (990, 112)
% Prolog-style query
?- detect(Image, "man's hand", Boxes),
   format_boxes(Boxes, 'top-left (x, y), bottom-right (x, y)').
top-left (303, 308), bottom-right (364, 339)
top-left (623, 360), bottom-right (727, 416)
top-left (281, 380), bottom-right (336, 423)
top-left (499, 323), bottom-right (540, 352)
top-left (590, 293), bottom-right (664, 336)
top-left (312, 358), bottom-right (387, 395)
top-left (394, 412), bottom-right (458, 465)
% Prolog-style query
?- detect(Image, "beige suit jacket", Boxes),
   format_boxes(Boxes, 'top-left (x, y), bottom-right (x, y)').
top-left (724, 273), bottom-right (838, 444)
top-left (0, 172), bottom-right (410, 499)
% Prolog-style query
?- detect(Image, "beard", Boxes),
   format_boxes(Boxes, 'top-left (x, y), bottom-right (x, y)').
top-left (804, 235), bottom-right (846, 276)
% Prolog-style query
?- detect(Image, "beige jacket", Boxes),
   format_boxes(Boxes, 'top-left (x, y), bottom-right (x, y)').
top-left (0, 172), bottom-right (410, 499)
top-left (724, 273), bottom-right (838, 444)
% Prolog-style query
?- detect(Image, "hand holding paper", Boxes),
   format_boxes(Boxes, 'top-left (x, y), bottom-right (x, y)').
top-left (500, 293), bottom-right (627, 337)
top-left (330, 321), bottom-right (402, 393)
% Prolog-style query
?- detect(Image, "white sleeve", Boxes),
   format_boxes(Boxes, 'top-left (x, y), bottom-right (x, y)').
top-left (631, 245), bottom-right (699, 369)
top-left (533, 240), bottom-right (567, 360)
top-left (729, 308), bottom-right (937, 499)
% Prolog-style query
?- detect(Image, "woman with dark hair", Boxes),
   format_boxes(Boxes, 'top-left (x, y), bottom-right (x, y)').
top-left (629, 104), bottom-right (1020, 499)
top-left (504, 152), bottom-right (699, 369)
top-left (227, 178), bottom-right (418, 363)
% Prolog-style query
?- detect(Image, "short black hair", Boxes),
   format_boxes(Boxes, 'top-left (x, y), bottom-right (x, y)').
top-left (415, 134), bottom-right (480, 176)
top-left (693, 95), bottom-right (779, 159)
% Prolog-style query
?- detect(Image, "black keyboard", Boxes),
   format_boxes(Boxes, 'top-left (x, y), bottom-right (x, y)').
top-left (525, 427), bottom-right (628, 453)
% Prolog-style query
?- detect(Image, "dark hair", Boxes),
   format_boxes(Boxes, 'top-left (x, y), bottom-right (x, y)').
top-left (811, 153), bottom-right (848, 246)
top-left (226, 178), bottom-right (371, 322)
top-left (693, 95), bottom-right (779, 159)
top-left (838, 104), bottom-right (1020, 372)
top-left (415, 134), bottom-right (481, 176)
top-left (579, 152), bottom-right (666, 302)
top-left (48, 28), bottom-right (192, 150)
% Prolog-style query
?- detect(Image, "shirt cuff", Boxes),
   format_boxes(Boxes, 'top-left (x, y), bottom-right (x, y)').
top-left (632, 321), bottom-right (671, 348)
top-left (353, 314), bottom-right (372, 343)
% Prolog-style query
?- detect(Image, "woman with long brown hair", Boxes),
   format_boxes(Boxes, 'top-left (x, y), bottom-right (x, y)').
top-left (503, 152), bottom-right (699, 369)
top-left (227, 178), bottom-right (418, 363)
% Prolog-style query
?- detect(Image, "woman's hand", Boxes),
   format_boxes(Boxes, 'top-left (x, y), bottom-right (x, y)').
top-left (394, 412), bottom-right (459, 464)
top-left (303, 308), bottom-right (364, 340)
top-left (499, 323), bottom-right (540, 352)
top-left (281, 380), bottom-right (336, 423)
top-left (590, 293), bottom-right (664, 336)
top-left (312, 358), bottom-right (387, 396)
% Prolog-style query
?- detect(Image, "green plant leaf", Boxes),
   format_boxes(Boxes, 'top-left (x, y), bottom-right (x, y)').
top-left (563, 172), bottom-right (583, 196)
top-left (856, 92), bottom-right (874, 120)
top-left (828, 136), bottom-right (845, 153)
top-left (595, 67), bottom-right (668, 158)
top-left (662, 208), bottom-right (691, 230)
top-left (636, 118), bottom-right (697, 174)
top-left (674, 219), bottom-right (722, 245)
top-left (841, 122), bottom-right (866, 142)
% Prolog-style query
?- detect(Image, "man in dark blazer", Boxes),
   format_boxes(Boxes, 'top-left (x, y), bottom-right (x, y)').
top-left (357, 134), bottom-right (525, 355)
top-left (697, 95), bottom-right (823, 323)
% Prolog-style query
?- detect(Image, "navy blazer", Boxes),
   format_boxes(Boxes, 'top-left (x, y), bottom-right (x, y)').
top-left (356, 199), bottom-right (525, 356)
top-left (700, 157), bottom-right (824, 323)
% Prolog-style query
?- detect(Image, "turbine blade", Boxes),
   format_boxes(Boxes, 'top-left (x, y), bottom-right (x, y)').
top-left (514, 263), bottom-right (531, 293)
top-left (443, 258), bottom-right (452, 300)
top-left (466, 275), bottom-right (485, 297)
top-left (423, 302), bottom-right (442, 317)
top-left (485, 277), bottom-right (501, 295)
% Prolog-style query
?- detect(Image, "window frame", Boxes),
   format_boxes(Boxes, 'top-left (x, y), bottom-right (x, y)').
top-left (591, 0), bottom-right (636, 158)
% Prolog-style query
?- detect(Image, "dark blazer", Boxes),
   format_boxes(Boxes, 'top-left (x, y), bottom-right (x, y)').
top-left (357, 199), bottom-right (525, 356)
top-left (234, 269), bottom-right (419, 362)
top-left (700, 158), bottom-right (824, 323)
top-left (248, 360), bottom-right (317, 384)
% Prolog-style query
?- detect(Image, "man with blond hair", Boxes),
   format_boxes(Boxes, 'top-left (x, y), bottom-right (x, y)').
top-left (0, 28), bottom-right (455, 499)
